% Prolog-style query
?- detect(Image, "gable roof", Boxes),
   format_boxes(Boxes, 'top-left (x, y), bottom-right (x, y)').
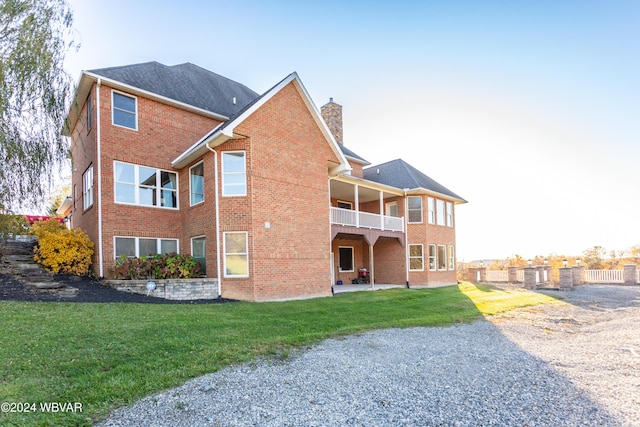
top-left (363, 159), bottom-right (467, 203)
top-left (86, 62), bottom-right (259, 118)
top-left (339, 144), bottom-right (369, 165)
top-left (172, 72), bottom-right (351, 175)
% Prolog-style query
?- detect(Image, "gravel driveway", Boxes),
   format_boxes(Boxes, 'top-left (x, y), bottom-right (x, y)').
top-left (98, 285), bottom-right (640, 427)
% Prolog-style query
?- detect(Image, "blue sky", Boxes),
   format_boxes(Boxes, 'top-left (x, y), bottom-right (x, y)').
top-left (64, 0), bottom-right (640, 261)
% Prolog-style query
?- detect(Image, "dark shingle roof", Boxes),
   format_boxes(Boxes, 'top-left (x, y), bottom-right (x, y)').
top-left (87, 62), bottom-right (259, 117)
top-left (363, 159), bottom-right (466, 202)
top-left (338, 144), bottom-right (369, 164)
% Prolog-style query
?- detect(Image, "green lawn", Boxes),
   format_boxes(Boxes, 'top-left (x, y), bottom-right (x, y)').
top-left (0, 282), bottom-right (561, 426)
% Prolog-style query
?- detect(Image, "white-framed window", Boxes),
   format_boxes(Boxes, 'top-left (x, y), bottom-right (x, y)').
top-left (438, 245), bottom-right (447, 270)
top-left (114, 161), bottom-right (178, 209)
top-left (408, 196), bottom-right (422, 223)
top-left (191, 236), bottom-right (206, 275)
top-left (224, 232), bottom-right (249, 277)
top-left (112, 91), bottom-right (137, 130)
top-left (427, 197), bottom-right (435, 224)
top-left (448, 245), bottom-right (455, 270)
top-left (190, 161), bottom-right (204, 206)
top-left (446, 202), bottom-right (454, 227)
top-left (222, 151), bottom-right (246, 196)
top-left (385, 201), bottom-right (398, 217)
top-left (114, 237), bottom-right (179, 258)
top-left (409, 244), bottom-right (424, 271)
top-left (428, 244), bottom-right (436, 271)
top-left (338, 246), bottom-right (354, 272)
top-left (82, 165), bottom-right (93, 210)
top-left (337, 200), bottom-right (353, 210)
top-left (436, 199), bottom-right (446, 226)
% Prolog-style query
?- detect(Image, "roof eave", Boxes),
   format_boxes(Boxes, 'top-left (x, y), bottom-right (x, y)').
top-left (405, 187), bottom-right (468, 204)
top-left (65, 71), bottom-right (231, 136)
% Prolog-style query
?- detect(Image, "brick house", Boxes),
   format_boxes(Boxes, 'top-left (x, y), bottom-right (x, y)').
top-left (64, 62), bottom-right (466, 301)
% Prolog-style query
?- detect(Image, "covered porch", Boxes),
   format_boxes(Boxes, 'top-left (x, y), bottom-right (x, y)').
top-left (329, 176), bottom-right (405, 233)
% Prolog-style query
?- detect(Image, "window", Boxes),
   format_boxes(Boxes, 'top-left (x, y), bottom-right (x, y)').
top-left (191, 236), bottom-right (206, 275)
top-left (446, 202), bottom-right (454, 227)
top-left (338, 247), bottom-right (354, 272)
top-left (87, 94), bottom-right (92, 131)
top-left (112, 91), bottom-right (137, 130)
top-left (222, 151), bottom-right (246, 196)
top-left (409, 244), bottom-right (424, 271)
top-left (428, 244), bottom-right (436, 271)
top-left (190, 161), bottom-right (204, 205)
top-left (114, 237), bottom-right (179, 258)
top-left (438, 245), bottom-right (447, 270)
top-left (448, 245), bottom-right (455, 270)
top-left (408, 196), bottom-right (422, 223)
top-left (114, 161), bottom-right (178, 208)
top-left (224, 232), bottom-right (248, 277)
top-left (337, 200), bottom-right (352, 210)
top-left (436, 199), bottom-right (446, 226)
top-left (82, 165), bottom-right (93, 210)
top-left (385, 201), bottom-right (398, 217)
top-left (427, 197), bottom-right (435, 224)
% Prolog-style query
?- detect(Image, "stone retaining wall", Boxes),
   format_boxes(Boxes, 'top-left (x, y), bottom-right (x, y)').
top-left (104, 278), bottom-right (219, 300)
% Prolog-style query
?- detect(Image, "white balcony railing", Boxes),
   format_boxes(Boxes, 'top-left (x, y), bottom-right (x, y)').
top-left (330, 207), bottom-right (404, 232)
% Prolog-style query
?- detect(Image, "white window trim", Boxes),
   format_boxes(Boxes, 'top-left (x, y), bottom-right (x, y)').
top-left (338, 246), bottom-right (355, 272)
top-left (436, 199), bottom-right (446, 226)
top-left (448, 245), bottom-right (455, 270)
top-left (446, 201), bottom-right (454, 227)
top-left (113, 236), bottom-right (179, 258)
top-left (111, 90), bottom-right (138, 130)
top-left (437, 244), bottom-right (447, 271)
top-left (191, 235), bottom-right (206, 255)
top-left (428, 244), bottom-right (436, 271)
top-left (83, 165), bottom-right (93, 211)
top-left (223, 231), bottom-right (249, 278)
top-left (427, 197), bottom-right (435, 224)
top-left (408, 196), bottom-right (423, 224)
top-left (409, 244), bottom-right (424, 272)
top-left (114, 161), bottom-right (179, 210)
top-left (221, 151), bottom-right (247, 197)
top-left (189, 161), bottom-right (205, 206)
top-left (385, 201), bottom-right (398, 217)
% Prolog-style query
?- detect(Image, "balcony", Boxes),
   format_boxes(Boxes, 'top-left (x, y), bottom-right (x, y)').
top-left (330, 207), bottom-right (404, 232)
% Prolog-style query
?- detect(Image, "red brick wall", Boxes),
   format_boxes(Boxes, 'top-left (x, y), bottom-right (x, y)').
top-left (69, 85), bottom-right (99, 269)
top-left (373, 237), bottom-right (406, 284)
top-left (224, 81), bottom-right (340, 301)
top-left (406, 195), bottom-right (457, 286)
top-left (70, 82), bottom-right (221, 277)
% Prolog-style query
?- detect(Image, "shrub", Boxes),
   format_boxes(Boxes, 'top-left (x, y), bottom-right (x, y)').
top-left (0, 213), bottom-right (29, 240)
top-left (111, 253), bottom-right (201, 280)
top-left (33, 226), bottom-right (94, 276)
top-left (30, 218), bottom-right (66, 240)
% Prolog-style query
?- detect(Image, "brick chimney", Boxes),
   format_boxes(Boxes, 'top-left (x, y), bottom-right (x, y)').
top-left (321, 98), bottom-right (343, 145)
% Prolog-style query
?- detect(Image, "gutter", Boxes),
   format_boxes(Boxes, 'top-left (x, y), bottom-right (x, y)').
top-left (96, 79), bottom-right (104, 278)
top-left (205, 144), bottom-right (223, 299)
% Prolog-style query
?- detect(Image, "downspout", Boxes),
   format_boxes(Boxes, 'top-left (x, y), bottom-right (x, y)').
top-left (205, 144), bottom-right (222, 298)
top-left (404, 190), bottom-right (409, 288)
top-left (96, 79), bottom-right (104, 278)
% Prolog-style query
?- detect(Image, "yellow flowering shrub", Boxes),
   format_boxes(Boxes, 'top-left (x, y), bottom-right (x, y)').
top-left (33, 226), bottom-right (95, 276)
top-left (30, 218), bottom-right (66, 239)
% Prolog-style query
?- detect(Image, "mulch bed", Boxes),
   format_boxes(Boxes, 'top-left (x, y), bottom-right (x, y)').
top-left (0, 272), bottom-right (231, 304)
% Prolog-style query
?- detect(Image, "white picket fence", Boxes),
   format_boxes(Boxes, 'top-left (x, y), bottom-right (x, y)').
top-left (584, 270), bottom-right (624, 284)
top-left (480, 269), bottom-right (635, 284)
top-left (485, 270), bottom-right (509, 282)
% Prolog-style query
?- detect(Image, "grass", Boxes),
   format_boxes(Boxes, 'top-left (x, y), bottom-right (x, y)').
top-left (0, 282), bottom-right (562, 426)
